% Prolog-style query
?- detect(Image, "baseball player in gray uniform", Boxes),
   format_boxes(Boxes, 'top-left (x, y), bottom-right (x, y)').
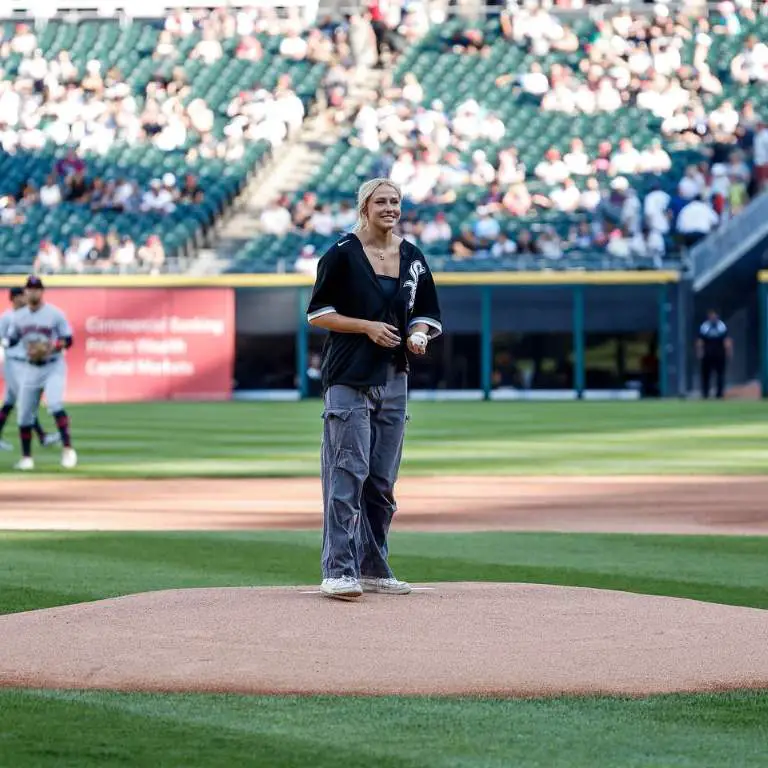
top-left (0, 287), bottom-right (58, 452)
top-left (1, 276), bottom-right (77, 470)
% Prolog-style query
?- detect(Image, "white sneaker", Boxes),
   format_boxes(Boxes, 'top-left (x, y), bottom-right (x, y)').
top-left (61, 447), bottom-right (78, 469)
top-left (360, 577), bottom-right (412, 595)
top-left (320, 576), bottom-right (363, 600)
top-left (43, 433), bottom-right (61, 447)
top-left (14, 457), bottom-right (34, 471)
top-left (0, 439), bottom-right (12, 451)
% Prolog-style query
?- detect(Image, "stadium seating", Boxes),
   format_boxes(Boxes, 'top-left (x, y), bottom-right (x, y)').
top-left (228, 9), bottom-right (768, 273)
top-left (0, 19), bottom-right (327, 270)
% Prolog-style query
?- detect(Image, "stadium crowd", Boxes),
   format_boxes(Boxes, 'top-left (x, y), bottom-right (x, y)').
top-left (0, 1), bottom-right (767, 274)
top-left (280, 0), bottom-right (768, 271)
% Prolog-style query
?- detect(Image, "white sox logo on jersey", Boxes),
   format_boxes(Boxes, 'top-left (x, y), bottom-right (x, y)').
top-left (404, 261), bottom-right (425, 310)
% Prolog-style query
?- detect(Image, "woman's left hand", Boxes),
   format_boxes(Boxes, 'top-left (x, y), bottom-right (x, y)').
top-left (407, 332), bottom-right (428, 356)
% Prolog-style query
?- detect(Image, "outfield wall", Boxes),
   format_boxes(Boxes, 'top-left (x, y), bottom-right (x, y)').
top-left (0, 272), bottom-right (687, 402)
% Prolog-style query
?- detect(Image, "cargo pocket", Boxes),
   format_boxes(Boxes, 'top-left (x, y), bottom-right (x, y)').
top-left (323, 408), bottom-right (356, 464)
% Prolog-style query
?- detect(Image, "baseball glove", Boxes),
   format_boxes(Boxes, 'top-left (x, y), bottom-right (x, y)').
top-left (27, 340), bottom-right (52, 363)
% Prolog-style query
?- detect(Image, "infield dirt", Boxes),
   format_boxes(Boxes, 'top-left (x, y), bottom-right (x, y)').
top-left (2, 475), bottom-right (767, 697)
top-left (2, 475), bottom-right (768, 534)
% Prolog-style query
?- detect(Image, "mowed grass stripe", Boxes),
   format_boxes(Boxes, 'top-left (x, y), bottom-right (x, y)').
top-left (2, 689), bottom-right (767, 768)
top-left (1, 531), bottom-right (766, 616)
top-left (1, 400), bottom-right (767, 478)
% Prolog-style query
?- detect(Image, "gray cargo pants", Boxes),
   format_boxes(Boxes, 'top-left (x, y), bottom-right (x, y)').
top-left (321, 366), bottom-right (407, 579)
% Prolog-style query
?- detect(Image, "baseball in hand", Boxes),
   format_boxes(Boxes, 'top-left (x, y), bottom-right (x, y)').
top-left (408, 331), bottom-right (428, 355)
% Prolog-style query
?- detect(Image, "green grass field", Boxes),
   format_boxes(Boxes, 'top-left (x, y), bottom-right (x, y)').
top-left (2, 400), bottom-right (767, 766)
top-left (1, 399), bottom-right (767, 477)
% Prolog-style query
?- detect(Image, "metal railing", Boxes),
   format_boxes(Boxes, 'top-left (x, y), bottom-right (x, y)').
top-left (692, 192), bottom-right (768, 292)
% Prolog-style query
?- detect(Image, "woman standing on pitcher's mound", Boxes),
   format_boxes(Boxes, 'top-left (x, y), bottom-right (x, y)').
top-left (306, 178), bottom-right (442, 600)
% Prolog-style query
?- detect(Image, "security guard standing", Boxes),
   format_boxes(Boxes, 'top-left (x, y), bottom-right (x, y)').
top-left (696, 309), bottom-right (732, 399)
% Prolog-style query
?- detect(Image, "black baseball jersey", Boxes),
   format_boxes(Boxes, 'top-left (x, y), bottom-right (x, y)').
top-left (307, 234), bottom-right (442, 391)
top-left (699, 318), bottom-right (728, 358)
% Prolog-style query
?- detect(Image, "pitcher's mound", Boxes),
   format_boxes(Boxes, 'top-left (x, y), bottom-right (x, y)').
top-left (1, 583), bottom-right (767, 697)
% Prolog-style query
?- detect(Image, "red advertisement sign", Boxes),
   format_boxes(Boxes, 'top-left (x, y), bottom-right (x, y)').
top-left (13, 288), bottom-right (236, 403)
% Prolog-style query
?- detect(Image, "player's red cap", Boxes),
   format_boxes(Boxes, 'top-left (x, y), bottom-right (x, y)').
top-left (25, 276), bottom-right (44, 290)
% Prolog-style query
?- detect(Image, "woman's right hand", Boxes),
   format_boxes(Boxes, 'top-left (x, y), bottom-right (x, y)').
top-left (365, 321), bottom-right (401, 348)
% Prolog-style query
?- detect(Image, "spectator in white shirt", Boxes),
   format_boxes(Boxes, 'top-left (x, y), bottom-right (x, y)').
top-left (496, 147), bottom-right (525, 185)
top-left (420, 212), bottom-right (452, 245)
top-left (517, 62), bottom-right (549, 96)
top-left (280, 29), bottom-right (308, 61)
top-left (64, 237), bottom-right (84, 272)
top-left (39, 174), bottom-right (62, 206)
top-left (677, 196), bottom-right (719, 247)
top-left (137, 235), bottom-right (166, 274)
top-left (731, 35), bottom-right (768, 83)
top-left (294, 244), bottom-right (319, 277)
top-left (165, 9), bottom-right (194, 37)
top-left (309, 204), bottom-right (335, 237)
top-left (630, 227), bottom-right (666, 267)
top-left (141, 179), bottom-right (176, 214)
top-left (754, 120), bottom-right (768, 191)
top-left (535, 148), bottom-right (570, 186)
top-left (11, 24), bottom-right (37, 55)
top-left (470, 150), bottom-right (496, 187)
top-left (401, 72), bottom-right (423, 104)
top-left (564, 138), bottom-right (591, 176)
top-left (33, 240), bottom-right (62, 273)
top-left (191, 30), bottom-right (223, 64)
top-left (579, 177), bottom-right (602, 212)
top-left (260, 199), bottom-right (292, 235)
top-left (550, 177), bottom-right (581, 213)
top-left (595, 78), bottom-right (622, 112)
top-left (611, 139), bottom-right (642, 176)
top-left (491, 232), bottom-right (518, 258)
top-left (644, 184), bottom-right (671, 234)
top-left (678, 165), bottom-right (705, 200)
top-left (621, 188), bottom-right (642, 235)
top-left (113, 236), bottom-right (137, 272)
top-left (640, 140), bottom-right (672, 174)
top-left (606, 229), bottom-right (632, 260)
top-left (709, 100), bottom-right (740, 138)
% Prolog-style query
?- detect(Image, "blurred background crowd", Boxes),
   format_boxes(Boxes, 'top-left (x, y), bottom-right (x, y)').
top-left (0, 0), bottom-right (765, 274)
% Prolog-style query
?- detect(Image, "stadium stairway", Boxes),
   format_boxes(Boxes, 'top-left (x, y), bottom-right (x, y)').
top-left (213, 67), bottom-right (385, 268)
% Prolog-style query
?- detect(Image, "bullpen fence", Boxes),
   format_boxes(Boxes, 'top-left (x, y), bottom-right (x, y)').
top-left (0, 271), bottom-right (688, 402)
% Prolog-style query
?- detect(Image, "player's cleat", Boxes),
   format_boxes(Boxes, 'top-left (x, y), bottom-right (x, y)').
top-left (14, 457), bottom-right (34, 471)
top-left (61, 447), bottom-right (78, 469)
top-left (360, 577), bottom-right (412, 595)
top-left (320, 576), bottom-right (363, 600)
top-left (42, 433), bottom-right (61, 447)
top-left (0, 439), bottom-right (12, 451)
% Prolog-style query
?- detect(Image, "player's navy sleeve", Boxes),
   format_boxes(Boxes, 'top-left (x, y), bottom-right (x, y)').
top-left (407, 250), bottom-right (442, 338)
top-left (306, 244), bottom-right (344, 323)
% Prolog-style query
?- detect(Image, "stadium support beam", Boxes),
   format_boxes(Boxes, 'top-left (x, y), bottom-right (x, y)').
top-left (572, 285), bottom-right (585, 398)
top-left (480, 285), bottom-right (493, 401)
top-left (658, 283), bottom-right (669, 398)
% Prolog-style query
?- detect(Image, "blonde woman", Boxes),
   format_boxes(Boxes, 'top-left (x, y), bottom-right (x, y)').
top-left (306, 178), bottom-right (442, 600)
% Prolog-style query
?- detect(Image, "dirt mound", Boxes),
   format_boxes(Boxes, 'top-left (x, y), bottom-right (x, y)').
top-left (1, 584), bottom-right (767, 697)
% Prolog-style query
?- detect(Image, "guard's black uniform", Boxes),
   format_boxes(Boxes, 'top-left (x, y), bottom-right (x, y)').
top-left (698, 317), bottom-right (728, 399)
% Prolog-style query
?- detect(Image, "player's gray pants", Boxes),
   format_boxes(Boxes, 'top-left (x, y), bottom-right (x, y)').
top-left (321, 366), bottom-right (408, 579)
top-left (17, 357), bottom-right (67, 426)
top-left (2, 357), bottom-right (24, 406)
